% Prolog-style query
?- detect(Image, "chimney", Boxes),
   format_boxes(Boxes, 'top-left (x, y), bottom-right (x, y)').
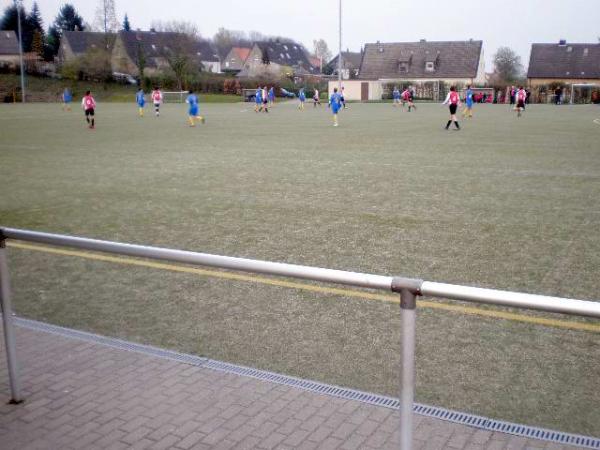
top-left (558, 39), bottom-right (567, 46)
top-left (420, 39), bottom-right (426, 42)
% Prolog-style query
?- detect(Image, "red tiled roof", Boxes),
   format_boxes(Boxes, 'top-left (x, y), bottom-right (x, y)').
top-left (233, 47), bottom-right (251, 62)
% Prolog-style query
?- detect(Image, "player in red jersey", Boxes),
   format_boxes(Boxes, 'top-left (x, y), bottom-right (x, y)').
top-left (442, 86), bottom-right (461, 130)
top-left (402, 88), bottom-right (416, 112)
top-left (151, 87), bottom-right (163, 117)
top-left (81, 90), bottom-right (96, 129)
top-left (515, 86), bottom-right (527, 117)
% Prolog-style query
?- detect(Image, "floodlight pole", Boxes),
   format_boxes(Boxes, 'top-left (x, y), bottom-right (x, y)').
top-left (15, 0), bottom-right (25, 103)
top-left (338, 0), bottom-right (342, 90)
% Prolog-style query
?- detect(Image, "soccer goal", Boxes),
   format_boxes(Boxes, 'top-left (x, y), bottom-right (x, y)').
top-left (569, 84), bottom-right (600, 104)
top-left (162, 91), bottom-right (188, 103)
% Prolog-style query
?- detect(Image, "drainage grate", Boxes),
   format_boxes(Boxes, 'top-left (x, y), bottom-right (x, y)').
top-left (13, 317), bottom-right (600, 449)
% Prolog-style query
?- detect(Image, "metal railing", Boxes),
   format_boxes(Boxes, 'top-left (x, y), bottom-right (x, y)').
top-left (1, 227), bottom-right (600, 450)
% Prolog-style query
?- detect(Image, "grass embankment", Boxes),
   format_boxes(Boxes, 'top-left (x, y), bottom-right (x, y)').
top-left (0, 74), bottom-right (241, 103)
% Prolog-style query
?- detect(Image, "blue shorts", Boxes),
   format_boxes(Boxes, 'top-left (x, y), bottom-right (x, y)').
top-left (466, 100), bottom-right (473, 108)
top-left (189, 106), bottom-right (199, 116)
top-left (137, 101), bottom-right (145, 107)
top-left (331, 105), bottom-right (341, 114)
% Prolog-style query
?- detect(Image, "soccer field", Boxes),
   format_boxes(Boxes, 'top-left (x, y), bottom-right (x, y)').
top-left (1, 101), bottom-right (600, 435)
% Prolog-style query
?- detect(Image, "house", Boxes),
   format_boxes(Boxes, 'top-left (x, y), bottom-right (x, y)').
top-left (58, 31), bottom-right (115, 63)
top-left (112, 31), bottom-right (221, 76)
top-left (222, 47), bottom-right (251, 73)
top-left (527, 40), bottom-right (600, 103)
top-left (327, 50), bottom-right (363, 79)
top-left (0, 30), bottom-right (19, 68)
top-left (331, 39), bottom-right (485, 101)
top-left (237, 41), bottom-right (317, 78)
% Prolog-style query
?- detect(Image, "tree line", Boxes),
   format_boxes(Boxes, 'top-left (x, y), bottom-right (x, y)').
top-left (0, 2), bottom-right (332, 65)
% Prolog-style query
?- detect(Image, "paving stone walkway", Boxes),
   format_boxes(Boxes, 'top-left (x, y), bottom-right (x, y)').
top-left (0, 321), bottom-right (583, 450)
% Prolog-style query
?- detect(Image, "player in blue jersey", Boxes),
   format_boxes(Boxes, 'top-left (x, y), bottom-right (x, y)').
top-left (268, 86), bottom-right (275, 107)
top-left (62, 88), bottom-right (72, 111)
top-left (298, 88), bottom-right (306, 110)
top-left (392, 86), bottom-right (401, 107)
top-left (186, 90), bottom-right (205, 126)
top-left (329, 87), bottom-right (342, 127)
top-left (462, 85), bottom-right (474, 118)
top-left (135, 88), bottom-right (145, 117)
top-left (254, 87), bottom-right (262, 112)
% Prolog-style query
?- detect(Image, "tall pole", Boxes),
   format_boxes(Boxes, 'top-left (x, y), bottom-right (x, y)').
top-left (15, 0), bottom-right (25, 103)
top-left (338, 0), bottom-right (342, 90)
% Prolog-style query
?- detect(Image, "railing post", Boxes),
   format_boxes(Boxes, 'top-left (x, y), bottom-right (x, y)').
top-left (399, 287), bottom-right (417, 450)
top-left (0, 234), bottom-right (23, 404)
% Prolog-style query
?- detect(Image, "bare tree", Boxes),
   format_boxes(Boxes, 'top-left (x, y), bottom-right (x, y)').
top-left (493, 46), bottom-right (523, 84)
top-left (313, 38), bottom-right (332, 70)
top-left (94, 0), bottom-right (119, 34)
top-left (151, 20), bottom-right (200, 39)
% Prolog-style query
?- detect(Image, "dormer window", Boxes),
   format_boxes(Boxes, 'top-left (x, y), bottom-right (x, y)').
top-left (398, 62), bottom-right (408, 73)
top-left (583, 48), bottom-right (589, 56)
top-left (425, 61), bottom-right (435, 72)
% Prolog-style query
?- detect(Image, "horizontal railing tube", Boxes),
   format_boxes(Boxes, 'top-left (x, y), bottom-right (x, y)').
top-left (1, 228), bottom-right (396, 291)
top-left (420, 281), bottom-right (600, 319)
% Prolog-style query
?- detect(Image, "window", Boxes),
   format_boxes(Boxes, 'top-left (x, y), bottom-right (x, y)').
top-left (567, 46), bottom-right (573, 52)
top-left (225, 61), bottom-right (230, 68)
top-left (583, 48), bottom-right (589, 56)
top-left (398, 62), bottom-right (408, 73)
top-left (425, 61), bottom-right (435, 72)
top-left (283, 45), bottom-right (288, 50)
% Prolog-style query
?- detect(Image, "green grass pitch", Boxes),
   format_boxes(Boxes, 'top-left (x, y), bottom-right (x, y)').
top-left (1, 100), bottom-right (600, 435)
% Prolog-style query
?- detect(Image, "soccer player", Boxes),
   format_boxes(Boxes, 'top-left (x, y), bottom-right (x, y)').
top-left (151, 87), bottom-right (163, 117)
top-left (402, 88), bottom-right (415, 112)
top-left (329, 87), bottom-right (342, 127)
top-left (136, 88), bottom-right (145, 117)
top-left (442, 86), bottom-right (461, 130)
top-left (313, 89), bottom-right (321, 107)
top-left (298, 88), bottom-right (306, 110)
top-left (268, 86), bottom-right (275, 107)
top-left (515, 86), bottom-right (527, 117)
top-left (254, 87), bottom-right (262, 112)
top-left (62, 88), bottom-right (72, 111)
top-left (392, 86), bottom-right (401, 107)
top-left (81, 90), bottom-right (96, 129)
top-left (185, 89), bottom-right (205, 127)
top-left (462, 85), bottom-right (474, 118)
top-left (262, 86), bottom-right (269, 113)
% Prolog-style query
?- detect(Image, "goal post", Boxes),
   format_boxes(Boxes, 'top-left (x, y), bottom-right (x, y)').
top-left (162, 91), bottom-right (188, 103)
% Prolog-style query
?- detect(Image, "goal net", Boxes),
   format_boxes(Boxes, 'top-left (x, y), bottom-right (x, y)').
top-left (162, 91), bottom-right (188, 103)
top-left (569, 84), bottom-right (600, 104)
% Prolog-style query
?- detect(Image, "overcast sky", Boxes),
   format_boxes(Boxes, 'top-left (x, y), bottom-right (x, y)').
top-left (5, 0), bottom-right (600, 69)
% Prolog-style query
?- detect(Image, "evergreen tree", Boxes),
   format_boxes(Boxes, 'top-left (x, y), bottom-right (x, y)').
top-left (27, 2), bottom-right (44, 34)
top-left (46, 4), bottom-right (85, 56)
top-left (122, 14), bottom-right (131, 31)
